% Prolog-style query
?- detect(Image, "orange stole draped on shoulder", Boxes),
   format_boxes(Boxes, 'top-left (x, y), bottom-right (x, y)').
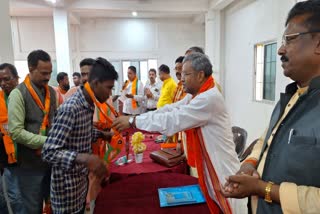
top-left (173, 81), bottom-right (186, 103)
top-left (84, 83), bottom-right (124, 163)
top-left (23, 74), bottom-right (51, 136)
top-left (85, 82), bottom-right (125, 210)
top-left (184, 76), bottom-right (215, 168)
top-left (195, 128), bottom-right (232, 214)
top-left (131, 77), bottom-right (139, 109)
top-left (0, 91), bottom-right (16, 164)
top-left (123, 77), bottom-right (139, 109)
top-left (184, 76), bottom-right (231, 213)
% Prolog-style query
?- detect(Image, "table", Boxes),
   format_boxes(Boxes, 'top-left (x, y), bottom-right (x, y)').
top-left (109, 131), bottom-right (188, 183)
top-left (94, 173), bottom-right (210, 214)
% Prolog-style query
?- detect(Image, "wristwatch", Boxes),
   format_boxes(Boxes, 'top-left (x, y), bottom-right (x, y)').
top-left (129, 116), bottom-right (136, 128)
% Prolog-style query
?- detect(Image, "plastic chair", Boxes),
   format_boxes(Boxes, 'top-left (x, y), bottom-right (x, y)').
top-left (231, 126), bottom-right (248, 158)
top-left (239, 139), bottom-right (259, 162)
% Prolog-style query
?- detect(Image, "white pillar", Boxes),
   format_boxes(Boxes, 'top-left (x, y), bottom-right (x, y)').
top-left (205, 10), bottom-right (224, 90)
top-left (53, 8), bottom-right (72, 77)
top-left (0, 0), bottom-right (14, 63)
top-left (205, 10), bottom-right (215, 64)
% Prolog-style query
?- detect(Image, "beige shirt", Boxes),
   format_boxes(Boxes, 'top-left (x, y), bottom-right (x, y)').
top-left (246, 86), bottom-right (320, 214)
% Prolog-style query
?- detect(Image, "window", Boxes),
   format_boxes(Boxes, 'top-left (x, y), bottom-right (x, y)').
top-left (254, 42), bottom-right (277, 102)
top-left (110, 61), bottom-right (121, 95)
top-left (48, 60), bottom-right (58, 87)
top-left (14, 61), bottom-right (28, 83)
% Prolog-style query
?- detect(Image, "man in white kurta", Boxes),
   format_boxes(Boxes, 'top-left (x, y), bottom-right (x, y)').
top-left (119, 66), bottom-right (144, 115)
top-left (113, 53), bottom-right (247, 214)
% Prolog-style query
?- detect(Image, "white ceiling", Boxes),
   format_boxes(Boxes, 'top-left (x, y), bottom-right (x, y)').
top-left (10, 0), bottom-right (235, 23)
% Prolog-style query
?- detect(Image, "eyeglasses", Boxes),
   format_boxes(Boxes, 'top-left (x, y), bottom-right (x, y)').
top-left (282, 30), bottom-right (320, 46)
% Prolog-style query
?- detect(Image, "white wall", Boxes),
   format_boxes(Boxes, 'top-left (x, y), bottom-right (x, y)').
top-left (222, 0), bottom-right (296, 143)
top-left (11, 17), bottom-right (56, 61)
top-left (77, 17), bottom-right (204, 82)
top-left (0, 0), bottom-right (14, 64)
top-left (11, 16), bottom-right (205, 83)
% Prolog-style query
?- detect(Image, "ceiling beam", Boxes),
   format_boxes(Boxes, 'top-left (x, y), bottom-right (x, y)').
top-left (9, 0), bottom-right (210, 18)
top-left (68, 0), bottom-right (209, 13)
top-left (210, 0), bottom-right (236, 10)
top-left (10, 0), bottom-right (50, 9)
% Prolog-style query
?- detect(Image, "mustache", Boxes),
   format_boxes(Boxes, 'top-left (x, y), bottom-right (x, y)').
top-left (280, 55), bottom-right (289, 62)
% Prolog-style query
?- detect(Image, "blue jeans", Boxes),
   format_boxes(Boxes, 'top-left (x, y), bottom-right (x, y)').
top-left (0, 173), bottom-right (9, 214)
top-left (14, 167), bottom-right (51, 214)
top-left (3, 167), bottom-right (25, 214)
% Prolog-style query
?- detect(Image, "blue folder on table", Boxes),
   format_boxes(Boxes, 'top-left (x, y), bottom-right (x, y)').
top-left (158, 184), bottom-right (206, 207)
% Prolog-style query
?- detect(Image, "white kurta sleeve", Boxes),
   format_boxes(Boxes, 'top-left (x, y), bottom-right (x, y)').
top-left (134, 82), bottom-right (145, 102)
top-left (135, 94), bottom-right (211, 136)
top-left (133, 94), bottom-right (146, 102)
top-left (155, 94), bottom-right (191, 113)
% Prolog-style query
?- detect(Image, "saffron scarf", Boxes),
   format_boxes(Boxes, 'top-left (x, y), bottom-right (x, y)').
top-left (196, 128), bottom-right (232, 214)
top-left (24, 74), bottom-right (50, 136)
top-left (84, 82), bottom-right (124, 163)
top-left (184, 76), bottom-right (215, 168)
top-left (0, 91), bottom-right (16, 164)
top-left (185, 76), bottom-right (232, 213)
top-left (123, 77), bottom-right (139, 109)
top-left (173, 81), bottom-right (186, 103)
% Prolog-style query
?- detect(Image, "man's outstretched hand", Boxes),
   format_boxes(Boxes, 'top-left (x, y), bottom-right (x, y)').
top-left (112, 116), bottom-right (131, 132)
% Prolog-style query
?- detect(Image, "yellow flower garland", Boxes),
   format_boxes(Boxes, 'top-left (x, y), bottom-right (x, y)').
top-left (131, 132), bottom-right (146, 154)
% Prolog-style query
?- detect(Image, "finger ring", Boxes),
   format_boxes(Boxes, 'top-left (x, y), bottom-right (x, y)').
top-left (240, 171), bottom-right (245, 175)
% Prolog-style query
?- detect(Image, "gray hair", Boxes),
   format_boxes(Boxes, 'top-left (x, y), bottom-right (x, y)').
top-left (183, 53), bottom-right (213, 77)
top-left (186, 46), bottom-right (204, 54)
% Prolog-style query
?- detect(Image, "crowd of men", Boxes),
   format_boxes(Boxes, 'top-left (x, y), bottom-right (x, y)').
top-left (0, 0), bottom-right (320, 213)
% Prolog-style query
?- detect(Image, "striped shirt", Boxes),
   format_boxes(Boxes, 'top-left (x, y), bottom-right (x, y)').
top-left (42, 86), bottom-right (100, 213)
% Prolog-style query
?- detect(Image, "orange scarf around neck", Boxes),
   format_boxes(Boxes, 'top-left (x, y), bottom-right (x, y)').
top-left (173, 81), bottom-right (186, 103)
top-left (24, 74), bottom-right (50, 136)
top-left (184, 76), bottom-right (231, 213)
top-left (123, 77), bottom-right (139, 109)
top-left (84, 82), bottom-right (124, 163)
top-left (131, 77), bottom-right (139, 109)
top-left (84, 82), bottom-right (117, 126)
top-left (0, 91), bottom-right (16, 163)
